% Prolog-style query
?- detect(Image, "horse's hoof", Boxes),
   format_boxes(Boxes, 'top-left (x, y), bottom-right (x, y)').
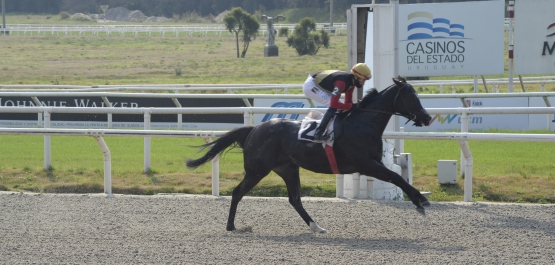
top-left (309, 222), bottom-right (327, 233)
top-left (416, 206), bottom-right (426, 216)
top-left (226, 226), bottom-right (236, 231)
top-left (421, 199), bottom-right (431, 207)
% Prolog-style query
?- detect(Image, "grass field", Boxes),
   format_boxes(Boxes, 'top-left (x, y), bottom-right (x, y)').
top-left (1, 28), bottom-right (348, 86)
top-left (1, 132), bottom-right (554, 203)
top-left (1, 15), bottom-right (555, 202)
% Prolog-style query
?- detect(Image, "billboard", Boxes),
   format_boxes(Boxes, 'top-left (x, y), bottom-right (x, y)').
top-left (253, 99), bottom-right (325, 124)
top-left (0, 96), bottom-right (250, 130)
top-left (404, 97), bottom-right (530, 131)
top-left (514, 0), bottom-right (555, 75)
top-left (398, 0), bottom-right (505, 77)
top-left (253, 97), bottom-right (555, 131)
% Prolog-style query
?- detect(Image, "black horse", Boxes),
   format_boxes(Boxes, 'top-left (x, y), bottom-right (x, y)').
top-left (187, 77), bottom-right (432, 233)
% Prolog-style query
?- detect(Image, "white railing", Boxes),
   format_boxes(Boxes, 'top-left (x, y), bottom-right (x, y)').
top-left (0, 84), bottom-right (304, 94)
top-left (412, 76), bottom-right (555, 93)
top-left (3, 23), bottom-right (348, 37)
top-left (0, 18), bottom-right (511, 36)
top-left (2, 76), bottom-right (555, 93)
top-left (1, 105), bottom-right (555, 202)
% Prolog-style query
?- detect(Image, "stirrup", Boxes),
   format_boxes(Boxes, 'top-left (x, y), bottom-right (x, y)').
top-left (314, 132), bottom-right (330, 142)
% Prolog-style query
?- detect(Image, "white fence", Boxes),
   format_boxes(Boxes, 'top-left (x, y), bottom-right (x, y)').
top-left (2, 23), bottom-right (348, 37)
top-left (0, 17), bottom-right (513, 37)
top-left (2, 105), bottom-right (555, 202)
top-left (2, 76), bottom-right (555, 93)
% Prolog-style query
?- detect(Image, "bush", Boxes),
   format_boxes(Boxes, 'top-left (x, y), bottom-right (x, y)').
top-left (60, 11), bottom-right (70, 20)
top-left (286, 17), bottom-right (329, 56)
top-left (278, 27), bottom-right (289, 37)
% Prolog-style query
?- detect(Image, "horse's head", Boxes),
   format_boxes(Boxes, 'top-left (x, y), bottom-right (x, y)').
top-left (392, 76), bottom-right (432, 127)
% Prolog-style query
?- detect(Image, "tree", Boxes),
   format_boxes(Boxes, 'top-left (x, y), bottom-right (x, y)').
top-left (223, 7), bottom-right (260, 58)
top-left (286, 17), bottom-right (330, 56)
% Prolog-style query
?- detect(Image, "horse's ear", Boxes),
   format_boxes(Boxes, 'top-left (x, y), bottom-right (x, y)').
top-left (393, 78), bottom-right (403, 87)
top-left (397, 75), bottom-right (407, 83)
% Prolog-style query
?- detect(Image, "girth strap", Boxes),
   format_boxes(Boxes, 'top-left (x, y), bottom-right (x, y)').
top-left (324, 145), bottom-right (340, 174)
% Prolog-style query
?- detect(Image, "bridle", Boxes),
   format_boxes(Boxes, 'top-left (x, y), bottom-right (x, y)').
top-left (355, 83), bottom-right (419, 124)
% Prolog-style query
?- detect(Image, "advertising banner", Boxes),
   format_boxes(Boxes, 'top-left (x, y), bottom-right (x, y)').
top-left (398, 0), bottom-right (505, 76)
top-left (514, 0), bottom-right (555, 74)
top-left (253, 98), bottom-right (324, 125)
top-left (0, 96), bottom-right (249, 130)
top-left (403, 97), bottom-right (529, 131)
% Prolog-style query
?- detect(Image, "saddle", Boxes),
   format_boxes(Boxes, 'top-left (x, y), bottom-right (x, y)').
top-left (298, 111), bottom-right (345, 143)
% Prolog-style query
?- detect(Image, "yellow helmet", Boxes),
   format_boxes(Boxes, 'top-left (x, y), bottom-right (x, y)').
top-left (351, 63), bottom-right (372, 80)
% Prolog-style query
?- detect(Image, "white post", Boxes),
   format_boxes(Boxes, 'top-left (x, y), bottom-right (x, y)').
top-left (144, 112), bottom-right (151, 172)
top-left (359, 174), bottom-right (368, 198)
top-left (171, 98), bottom-right (183, 129)
top-left (352, 173), bottom-right (360, 198)
top-left (459, 111), bottom-right (469, 177)
top-left (458, 140), bottom-right (473, 202)
top-left (336, 175), bottom-right (344, 198)
top-left (43, 111), bottom-right (51, 170)
top-left (243, 111), bottom-right (251, 126)
top-left (101, 96), bottom-right (113, 129)
top-left (94, 136), bottom-right (113, 198)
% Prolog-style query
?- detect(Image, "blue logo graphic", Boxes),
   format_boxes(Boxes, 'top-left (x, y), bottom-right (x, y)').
top-left (407, 11), bottom-right (465, 40)
top-left (261, 102), bottom-right (304, 122)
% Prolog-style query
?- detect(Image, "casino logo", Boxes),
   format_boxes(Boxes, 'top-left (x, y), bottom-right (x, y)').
top-left (406, 11), bottom-right (465, 40)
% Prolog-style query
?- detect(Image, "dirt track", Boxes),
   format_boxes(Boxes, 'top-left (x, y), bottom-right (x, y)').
top-left (1, 192), bottom-right (554, 264)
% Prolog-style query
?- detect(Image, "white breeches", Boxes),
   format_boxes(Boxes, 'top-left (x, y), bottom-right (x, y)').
top-left (302, 75), bottom-right (332, 107)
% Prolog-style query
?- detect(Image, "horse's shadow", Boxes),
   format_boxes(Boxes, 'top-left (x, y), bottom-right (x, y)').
top-left (371, 200), bottom-right (555, 237)
top-left (449, 202), bottom-right (555, 237)
top-left (214, 231), bottom-right (466, 253)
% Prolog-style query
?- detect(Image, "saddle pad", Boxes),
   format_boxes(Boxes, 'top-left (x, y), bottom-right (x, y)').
top-left (298, 111), bottom-right (335, 144)
top-left (298, 111), bottom-right (339, 173)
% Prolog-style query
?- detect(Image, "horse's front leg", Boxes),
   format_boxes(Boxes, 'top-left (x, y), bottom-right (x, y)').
top-left (361, 160), bottom-right (430, 214)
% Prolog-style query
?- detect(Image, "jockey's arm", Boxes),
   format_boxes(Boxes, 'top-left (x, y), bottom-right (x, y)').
top-left (329, 81), bottom-right (353, 110)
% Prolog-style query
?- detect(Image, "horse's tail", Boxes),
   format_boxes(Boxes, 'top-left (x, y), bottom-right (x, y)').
top-left (186, 126), bottom-right (254, 169)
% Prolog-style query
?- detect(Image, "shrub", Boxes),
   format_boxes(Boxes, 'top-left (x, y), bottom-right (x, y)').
top-left (60, 11), bottom-right (70, 20)
top-left (286, 17), bottom-right (329, 56)
top-left (278, 27), bottom-right (289, 37)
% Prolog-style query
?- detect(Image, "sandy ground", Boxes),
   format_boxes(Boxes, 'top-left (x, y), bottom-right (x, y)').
top-left (1, 192), bottom-right (554, 264)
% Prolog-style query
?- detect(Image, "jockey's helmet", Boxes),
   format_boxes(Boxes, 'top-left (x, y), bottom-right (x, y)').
top-left (351, 63), bottom-right (372, 80)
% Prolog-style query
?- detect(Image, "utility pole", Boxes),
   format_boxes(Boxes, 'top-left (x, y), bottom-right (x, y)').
top-left (330, 0), bottom-right (334, 28)
top-left (2, 0), bottom-right (6, 33)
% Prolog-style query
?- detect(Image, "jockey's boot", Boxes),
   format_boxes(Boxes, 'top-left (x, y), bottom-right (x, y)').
top-left (313, 109), bottom-right (335, 142)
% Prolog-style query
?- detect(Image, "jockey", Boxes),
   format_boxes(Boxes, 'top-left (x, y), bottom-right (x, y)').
top-left (302, 63), bottom-right (372, 142)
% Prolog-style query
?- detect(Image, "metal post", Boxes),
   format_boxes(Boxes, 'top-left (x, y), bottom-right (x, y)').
top-left (1, 0), bottom-right (6, 33)
top-left (507, 1), bottom-right (515, 93)
top-left (329, 0), bottom-right (334, 28)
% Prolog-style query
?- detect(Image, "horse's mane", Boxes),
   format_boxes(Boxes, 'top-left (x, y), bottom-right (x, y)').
top-left (359, 85), bottom-right (390, 107)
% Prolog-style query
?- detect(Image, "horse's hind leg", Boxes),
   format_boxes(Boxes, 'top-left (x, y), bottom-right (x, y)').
top-left (226, 168), bottom-right (269, 231)
top-left (273, 163), bottom-right (326, 233)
